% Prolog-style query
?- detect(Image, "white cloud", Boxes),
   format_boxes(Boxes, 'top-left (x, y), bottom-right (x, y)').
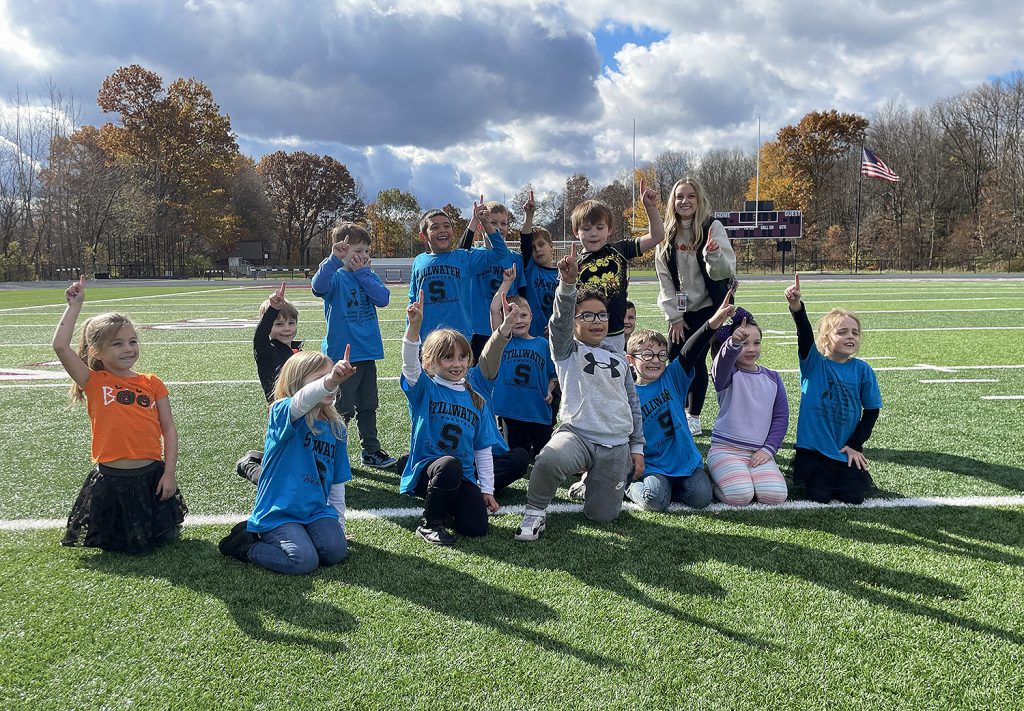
top-left (1, 0), bottom-right (1021, 213)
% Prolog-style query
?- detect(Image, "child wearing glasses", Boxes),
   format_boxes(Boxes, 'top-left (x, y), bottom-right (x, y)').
top-left (622, 290), bottom-right (737, 511)
top-left (514, 246), bottom-right (645, 541)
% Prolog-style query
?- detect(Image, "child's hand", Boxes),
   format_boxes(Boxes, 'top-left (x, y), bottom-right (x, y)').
top-left (557, 243), bottom-right (578, 283)
top-left (502, 263), bottom-right (517, 285)
top-left (640, 178), bottom-right (657, 212)
top-left (499, 293), bottom-right (520, 334)
top-left (326, 344), bottom-right (358, 387)
top-left (523, 190), bottom-right (535, 218)
top-left (155, 471), bottom-right (177, 502)
top-left (65, 276), bottom-right (86, 305)
top-left (708, 286), bottom-right (736, 329)
top-left (749, 449), bottom-right (773, 467)
top-left (332, 235), bottom-right (350, 261)
top-left (407, 290), bottom-right (424, 329)
top-left (473, 196), bottom-right (490, 233)
top-left (840, 446), bottom-right (868, 470)
top-left (348, 252), bottom-right (369, 270)
top-left (731, 317), bottom-right (754, 346)
top-left (545, 379), bottom-right (556, 405)
top-left (784, 273), bottom-right (802, 312)
top-left (630, 453), bottom-right (645, 480)
top-left (482, 493), bottom-right (499, 513)
top-left (268, 281), bottom-right (286, 309)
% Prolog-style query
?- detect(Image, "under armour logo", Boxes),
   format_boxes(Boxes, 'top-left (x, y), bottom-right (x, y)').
top-left (583, 352), bottom-right (621, 378)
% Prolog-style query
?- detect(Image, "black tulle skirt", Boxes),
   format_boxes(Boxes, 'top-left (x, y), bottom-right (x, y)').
top-left (62, 461), bottom-right (188, 554)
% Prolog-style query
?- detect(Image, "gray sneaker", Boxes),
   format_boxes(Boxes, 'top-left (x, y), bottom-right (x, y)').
top-left (361, 449), bottom-right (399, 469)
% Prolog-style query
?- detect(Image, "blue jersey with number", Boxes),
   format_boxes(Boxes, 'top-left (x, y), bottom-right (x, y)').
top-left (636, 360), bottom-right (702, 477)
top-left (400, 374), bottom-right (498, 493)
top-left (408, 232), bottom-right (509, 340)
top-left (796, 349), bottom-right (883, 461)
top-left (248, 399), bottom-right (351, 533)
top-left (470, 251), bottom-right (526, 336)
top-left (491, 336), bottom-right (555, 424)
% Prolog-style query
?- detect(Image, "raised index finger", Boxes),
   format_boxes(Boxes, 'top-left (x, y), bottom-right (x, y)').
top-left (569, 243), bottom-right (577, 259)
top-left (343, 343), bottom-right (351, 362)
top-left (794, 272), bottom-right (800, 289)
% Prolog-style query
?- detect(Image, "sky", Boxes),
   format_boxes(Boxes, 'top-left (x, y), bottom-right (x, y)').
top-left (1, 0), bottom-right (1021, 213)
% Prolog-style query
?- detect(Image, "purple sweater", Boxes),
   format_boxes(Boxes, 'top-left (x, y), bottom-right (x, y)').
top-left (710, 341), bottom-right (788, 454)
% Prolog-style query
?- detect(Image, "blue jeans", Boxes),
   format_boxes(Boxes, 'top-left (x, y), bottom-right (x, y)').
top-left (626, 468), bottom-right (713, 511)
top-left (247, 518), bottom-right (347, 575)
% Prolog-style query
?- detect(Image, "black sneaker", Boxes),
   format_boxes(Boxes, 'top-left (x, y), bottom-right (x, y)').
top-left (235, 450), bottom-right (262, 484)
top-left (218, 520), bottom-right (259, 561)
top-left (416, 522), bottom-right (456, 546)
top-left (361, 449), bottom-right (399, 469)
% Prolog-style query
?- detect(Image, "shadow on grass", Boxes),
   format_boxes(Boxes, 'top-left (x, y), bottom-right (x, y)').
top-left (872, 448), bottom-right (1024, 492)
top-left (329, 536), bottom-right (621, 669)
top-left (484, 510), bottom-right (1024, 647)
top-left (475, 514), bottom-right (772, 650)
top-left (81, 539), bottom-right (357, 654)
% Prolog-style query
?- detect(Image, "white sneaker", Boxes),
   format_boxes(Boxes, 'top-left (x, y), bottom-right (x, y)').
top-left (568, 479), bottom-right (587, 501)
top-left (514, 509), bottom-right (547, 541)
top-left (687, 413), bottom-right (702, 435)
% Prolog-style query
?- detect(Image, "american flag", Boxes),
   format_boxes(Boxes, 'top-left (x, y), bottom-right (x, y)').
top-left (861, 147), bottom-right (901, 183)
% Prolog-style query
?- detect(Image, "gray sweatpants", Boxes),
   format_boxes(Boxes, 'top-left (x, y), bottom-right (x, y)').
top-left (526, 429), bottom-right (631, 522)
top-left (333, 359), bottom-right (380, 452)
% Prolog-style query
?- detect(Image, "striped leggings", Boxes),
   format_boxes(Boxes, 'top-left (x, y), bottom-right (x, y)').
top-left (707, 442), bottom-right (788, 506)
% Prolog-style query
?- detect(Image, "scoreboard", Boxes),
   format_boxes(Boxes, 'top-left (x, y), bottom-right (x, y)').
top-left (714, 202), bottom-right (802, 239)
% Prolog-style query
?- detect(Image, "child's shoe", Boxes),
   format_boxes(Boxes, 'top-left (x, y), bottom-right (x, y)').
top-left (568, 472), bottom-right (587, 501)
top-left (235, 450), bottom-right (262, 484)
top-left (218, 520), bottom-right (259, 561)
top-left (514, 508), bottom-right (547, 542)
top-left (361, 449), bottom-right (399, 469)
top-left (416, 521), bottom-right (456, 546)
top-left (686, 413), bottom-right (702, 436)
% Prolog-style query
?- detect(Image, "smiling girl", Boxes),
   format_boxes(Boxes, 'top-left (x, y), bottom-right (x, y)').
top-left (53, 277), bottom-right (187, 553)
top-left (784, 274), bottom-right (883, 504)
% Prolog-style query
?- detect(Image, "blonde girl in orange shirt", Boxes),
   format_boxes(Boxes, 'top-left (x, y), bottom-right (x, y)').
top-left (52, 277), bottom-right (187, 553)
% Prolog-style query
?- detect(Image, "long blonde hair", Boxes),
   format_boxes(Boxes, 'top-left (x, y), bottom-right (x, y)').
top-left (69, 312), bottom-right (136, 403)
top-left (421, 329), bottom-right (485, 411)
top-left (274, 351), bottom-right (346, 437)
top-left (661, 177), bottom-right (713, 254)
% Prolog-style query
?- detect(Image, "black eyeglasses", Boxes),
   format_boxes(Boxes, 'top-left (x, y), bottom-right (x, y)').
top-left (575, 311), bottom-right (609, 323)
top-left (631, 349), bottom-right (669, 362)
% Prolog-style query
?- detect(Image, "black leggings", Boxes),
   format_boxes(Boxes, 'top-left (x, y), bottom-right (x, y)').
top-left (667, 305), bottom-right (715, 417)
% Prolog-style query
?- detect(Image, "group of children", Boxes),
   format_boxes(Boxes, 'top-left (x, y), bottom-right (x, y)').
top-left (52, 176), bottom-right (882, 572)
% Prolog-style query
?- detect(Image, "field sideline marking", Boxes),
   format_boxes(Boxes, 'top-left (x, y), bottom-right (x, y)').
top-left (4, 494), bottom-right (1024, 531)
top-left (982, 395), bottom-right (1024, 400)
top-left (919, 379), bottom-right (998, 383)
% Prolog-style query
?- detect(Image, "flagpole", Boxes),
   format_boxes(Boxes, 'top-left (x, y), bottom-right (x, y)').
top-left (854, 145), bottom-right (864, 274)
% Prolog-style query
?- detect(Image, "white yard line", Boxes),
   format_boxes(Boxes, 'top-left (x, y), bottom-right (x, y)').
top-left (4, 494), bottom-right (1024, 531)
top-left (919, 379), bottom-right (998, 383)
top-left (982, 395), bottom-right (1024, 400)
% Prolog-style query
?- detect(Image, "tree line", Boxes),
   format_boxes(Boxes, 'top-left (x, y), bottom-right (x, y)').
top-left (1, 65), bottom-right (1021, 280)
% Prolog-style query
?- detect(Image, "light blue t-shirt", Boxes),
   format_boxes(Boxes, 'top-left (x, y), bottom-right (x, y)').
top-left (491, 336), bottom-right (555, 425)
top-left (248, 398), bottom-right (352, 533)
top-left (400, 374), bottom-right (499, 494)
top-left (470, 251), bottom-right (526, 336)
top-left (525, 262), bottom-right (559, 337)
top-left (636, 360), bottom-right (703, 477)
top-left (312, 256), bottom-right (388, 362)
top-left (465, 366), bottom-right (510, 456)
top-left (796, 348), bottom-right (883, 461)
top-left (408, 231), bottom-right (509, 340)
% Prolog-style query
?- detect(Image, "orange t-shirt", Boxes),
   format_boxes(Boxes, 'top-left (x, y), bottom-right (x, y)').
top-left (83, 370), bottom-right (169, 463)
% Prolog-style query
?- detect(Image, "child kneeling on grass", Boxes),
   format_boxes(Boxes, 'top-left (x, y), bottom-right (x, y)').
top-left (219, 350), bottom-right (355, 574)
top-left (624, 289), bottom-right (736, 512)
top-left (400, 291), bottom-right (505, 546)
top-left (707, 308), bottom-right (790, 506)
top-left (514, 245), bottom-right (645, 542)
top-left (785, 274), bottom-right (882, 504)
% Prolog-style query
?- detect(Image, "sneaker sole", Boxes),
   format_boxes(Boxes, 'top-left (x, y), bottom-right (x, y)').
top-left (363, 460), bottom-right (398, 469)
top-left (514, 522), bottom-right (546, 542)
